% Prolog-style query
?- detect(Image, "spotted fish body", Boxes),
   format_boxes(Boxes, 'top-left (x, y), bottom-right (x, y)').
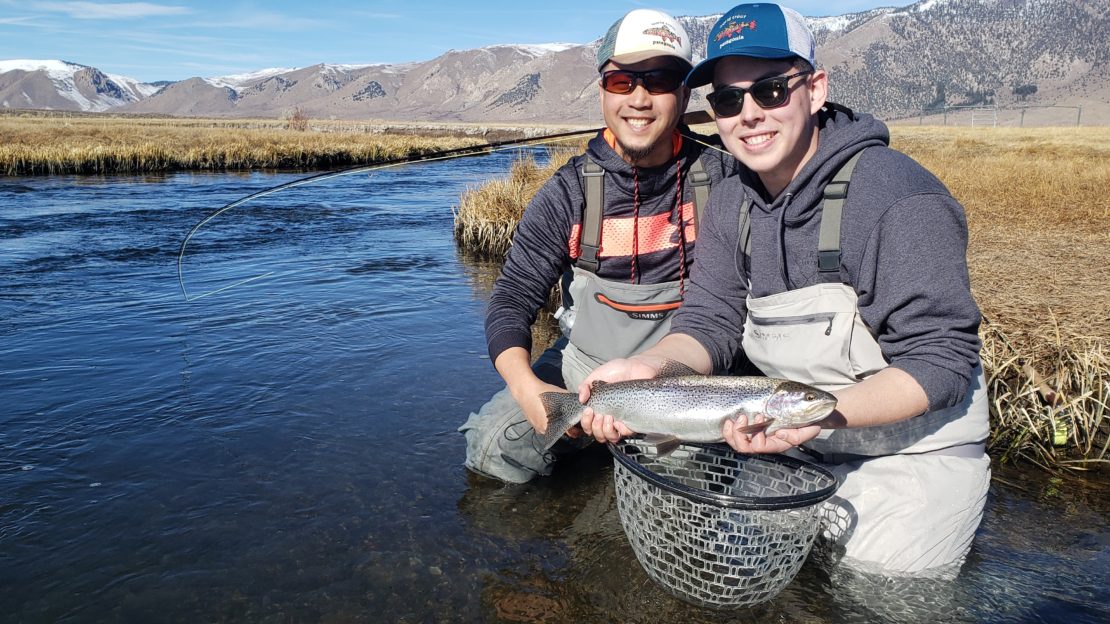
top-left (539, 375), bottom-right (837, 451)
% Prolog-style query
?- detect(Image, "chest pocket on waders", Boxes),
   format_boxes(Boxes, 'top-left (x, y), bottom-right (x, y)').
top-left (744, 284), bottom-right (888, 390)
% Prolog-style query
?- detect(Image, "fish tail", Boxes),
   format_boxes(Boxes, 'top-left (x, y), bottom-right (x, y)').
top-left (538, 391), bottom-right (585, 451)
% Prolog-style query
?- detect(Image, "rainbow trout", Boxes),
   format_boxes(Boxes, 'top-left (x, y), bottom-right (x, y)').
top-left (539, 375), bottom-right (837, 451)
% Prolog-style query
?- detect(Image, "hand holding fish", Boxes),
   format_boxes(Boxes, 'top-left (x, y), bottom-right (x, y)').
top-left (577, 354), bottom-right (674, 403)
top-left (722, 413), bottom-right (823, 454)
top-left (577, 354), bottom-right (669, 444)
top-left (510, 377), bottom-right (574, 435)
top-left (538, 356), bottom-right (837, 453)
top-left (579, 408), bottom-right (636, 445)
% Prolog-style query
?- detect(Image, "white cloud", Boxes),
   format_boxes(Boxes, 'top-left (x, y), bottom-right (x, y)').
top-left (30, 1), bottom-right (190, 20)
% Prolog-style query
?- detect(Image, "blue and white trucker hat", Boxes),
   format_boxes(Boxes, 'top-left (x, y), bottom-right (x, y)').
top-left (596, 9), bottom-right (693, 72)
top-left (686, 3), bottom-right (815, 87)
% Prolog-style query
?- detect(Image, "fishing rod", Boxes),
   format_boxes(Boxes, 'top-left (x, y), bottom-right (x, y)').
top-left (176, 109), bottom-right (717, 302)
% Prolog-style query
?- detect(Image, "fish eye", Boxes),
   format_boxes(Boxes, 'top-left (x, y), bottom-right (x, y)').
top-left (805, 392), bottom-right (816, 401)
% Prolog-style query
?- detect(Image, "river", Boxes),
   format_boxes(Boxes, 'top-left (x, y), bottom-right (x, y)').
top-left (0, 152), bottom-right (1106, 623)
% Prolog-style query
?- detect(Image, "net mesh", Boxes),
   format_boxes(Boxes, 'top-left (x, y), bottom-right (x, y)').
top-left (611, 440), bottom-right (837, 608)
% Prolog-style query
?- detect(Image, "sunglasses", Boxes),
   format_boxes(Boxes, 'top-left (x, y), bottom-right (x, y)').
top-left (706, 70), bottom-right (814, 118)
top-left (600, 69), bottom-right (685, 95)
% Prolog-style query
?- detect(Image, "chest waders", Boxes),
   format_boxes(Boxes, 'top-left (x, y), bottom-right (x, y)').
top-left (554, 155), bottom-right (712, 367)
top-left (737, 151), bottom-right (989, 460)
top-left (460, 154), bottom-right (714, 484)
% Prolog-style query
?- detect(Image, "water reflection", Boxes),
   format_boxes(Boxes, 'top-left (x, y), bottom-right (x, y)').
top-left (455, 247), bottom-right (562, 361)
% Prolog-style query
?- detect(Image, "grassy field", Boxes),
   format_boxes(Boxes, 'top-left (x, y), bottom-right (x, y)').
top-left (454, 126), bottom-right (1110, 472)
top-left (0, 113), bottom-right (492, 174)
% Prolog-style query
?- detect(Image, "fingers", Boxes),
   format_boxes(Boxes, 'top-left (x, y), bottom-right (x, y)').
top-left (579, 407), bottom-right (625, 444)
top-left (723, 414), bottom-right (799, 454)
top-left (579, 407), bottom-right (596, 437)
top-left (775, 423), bottom-right (823, 447)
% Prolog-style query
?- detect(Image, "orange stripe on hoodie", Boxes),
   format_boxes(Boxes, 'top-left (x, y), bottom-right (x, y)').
top-left (570, 130), bottom-right (692, 259)
top-left (569, 201), bottom-right (696, 259)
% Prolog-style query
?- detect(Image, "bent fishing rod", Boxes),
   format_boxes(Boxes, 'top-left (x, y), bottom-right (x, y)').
top-left (176, 109), bottom-right (718, 302)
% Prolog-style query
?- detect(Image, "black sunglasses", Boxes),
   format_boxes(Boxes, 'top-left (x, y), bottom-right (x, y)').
top-left (600, 69), bottom-right (685, 95)
top-left (706, 70), bottom-right (814, 118)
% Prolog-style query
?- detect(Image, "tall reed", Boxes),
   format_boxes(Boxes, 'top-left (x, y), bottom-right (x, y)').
top-left (453, 147), bottom-right (579, 260)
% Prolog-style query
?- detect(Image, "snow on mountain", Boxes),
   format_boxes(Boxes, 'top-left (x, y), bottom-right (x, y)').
top-left (0, 59), bottom-right (159, 111)
top-left (0, 59), bottom-right (78, 79)
top-left (204, 67), bottom-right (298, 89)
top-left (487, 43), bottom-right (578, 57)
top-left (105, 72), bottom-right (162, 99)
top-left (2, 1), bottom-right (1104, 121)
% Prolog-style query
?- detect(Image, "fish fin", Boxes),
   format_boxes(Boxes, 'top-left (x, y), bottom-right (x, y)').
top-left (642, 434), bottom-right (683, 456)
top-left (734, 417), bottom-right (775, 435)
top-left (656, 359), bottom-right (704, 378)
top-left (538, 391), bottom-right (585, 451)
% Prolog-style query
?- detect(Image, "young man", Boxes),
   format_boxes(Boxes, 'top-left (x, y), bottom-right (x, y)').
top-left (580, 3), bottom-right (990, 575)
top-left (459, 9), bottom-right (735, 484)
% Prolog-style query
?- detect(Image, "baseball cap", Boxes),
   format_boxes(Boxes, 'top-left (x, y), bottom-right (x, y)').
top-left (686, 3), bottom-right (816, 88)
top-left (596, 9), bottom-right (693, 72)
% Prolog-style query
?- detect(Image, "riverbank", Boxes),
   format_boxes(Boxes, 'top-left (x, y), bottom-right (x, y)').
top-left (0, 112), bottom-right (590, 175)
top-left (453, 126), bottom-right (1110, 472)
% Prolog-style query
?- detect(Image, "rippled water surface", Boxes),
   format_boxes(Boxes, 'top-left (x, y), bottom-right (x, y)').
top-left (1, 155), bottom-right (1106, 623)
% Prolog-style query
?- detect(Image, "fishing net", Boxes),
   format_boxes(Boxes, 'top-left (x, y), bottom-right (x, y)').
top-left (610, 439), bottom-right (837, 609)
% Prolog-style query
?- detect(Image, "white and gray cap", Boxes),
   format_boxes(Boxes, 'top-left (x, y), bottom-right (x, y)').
top-left (596, 9), bottom-right (693, 72)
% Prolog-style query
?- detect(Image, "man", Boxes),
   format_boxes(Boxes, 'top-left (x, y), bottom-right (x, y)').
top-left (459, 8), bottom-right (735, 484)
top-left (580, 3), bottom-right (990, 575)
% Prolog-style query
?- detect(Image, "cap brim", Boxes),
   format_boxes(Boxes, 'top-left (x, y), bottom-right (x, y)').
top-left (600, 51), bottom-right (693, 72)
top-left (685, 49), bottom-right (804, 88)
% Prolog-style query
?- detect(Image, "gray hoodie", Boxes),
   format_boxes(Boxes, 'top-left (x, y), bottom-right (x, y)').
top-left (672, 105), bottom-right (982, 412)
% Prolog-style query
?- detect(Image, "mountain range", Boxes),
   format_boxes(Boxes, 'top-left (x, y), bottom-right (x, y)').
top-left (1, 0), bottom-right (1107, 124)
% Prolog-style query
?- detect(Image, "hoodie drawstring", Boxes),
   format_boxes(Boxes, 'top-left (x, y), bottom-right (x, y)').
top-left (631, 167), bottom-right (640, 284)
top-left (629, 158), bottom-right (687, 292)
top-left (673, 158), bottom-right (688, 298)
top-left (778, 192), bottom-right (793, 290)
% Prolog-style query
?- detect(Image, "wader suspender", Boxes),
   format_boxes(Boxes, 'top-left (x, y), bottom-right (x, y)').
top-left (575, 155), bottom-right (710, 274)
top-left (576, 158), bottom-right (606, 273)
top-left (737, 150), bottom-right (864, 280)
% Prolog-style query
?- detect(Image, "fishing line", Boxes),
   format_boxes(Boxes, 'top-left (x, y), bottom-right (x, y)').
top-left (177, 110), bottom-right (719, 302)
top-left (177, 130), bottom-right (593, 302)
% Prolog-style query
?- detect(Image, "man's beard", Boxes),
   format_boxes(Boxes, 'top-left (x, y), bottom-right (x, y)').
top-left (617, 137), bottom-right (662, 165)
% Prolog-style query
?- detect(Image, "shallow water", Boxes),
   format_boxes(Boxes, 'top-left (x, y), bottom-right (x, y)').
top-left (0, 156), bottom-right (1107, 623)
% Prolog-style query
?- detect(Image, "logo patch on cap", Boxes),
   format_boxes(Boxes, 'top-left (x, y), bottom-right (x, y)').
top-left (715, 19), bottom-right (758, 47)
top-left (643, 23), bottom-right (682, 49)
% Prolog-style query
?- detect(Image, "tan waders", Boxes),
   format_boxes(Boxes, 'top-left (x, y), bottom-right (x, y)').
top-left (743, 282), bottom-right (990, 574)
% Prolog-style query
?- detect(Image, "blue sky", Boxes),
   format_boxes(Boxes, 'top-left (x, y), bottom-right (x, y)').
top-left (0, 1), bottom-right (916, 82)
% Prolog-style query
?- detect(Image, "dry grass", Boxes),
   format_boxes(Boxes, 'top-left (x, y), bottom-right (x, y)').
top-left (455, 126), bottom-right (1110, 471)
top-left (892, 127), bottom-right (1109, 354)
top-left (982, 325), bottom-right (1108, 472)
top-left (0, 114), bottom-right (485, 174)
top-left (453, 146), bottom-right (581, 260)
top-left (893, 127), bottom-right (1109, 471)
